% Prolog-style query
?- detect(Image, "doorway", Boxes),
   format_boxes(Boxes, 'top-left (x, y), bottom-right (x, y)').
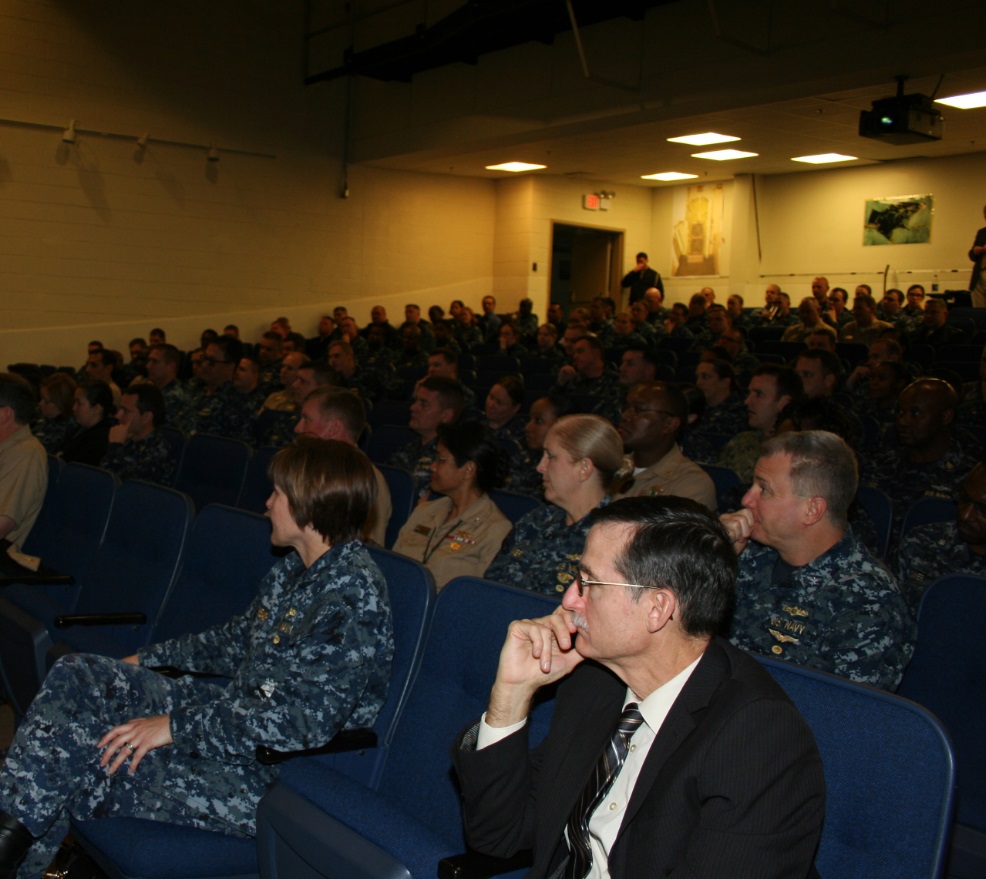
top-left (550, 223), bottom-right (624, 315)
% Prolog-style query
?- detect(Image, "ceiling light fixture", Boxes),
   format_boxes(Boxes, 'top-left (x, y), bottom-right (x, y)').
top-left (136, 132), bottom-right (149, 149)
top-left (791, 153), bottom-right (858, 164)
top-left (667, 132), bottom-right (740, 146)
top-left (935, 90), bottom-right (986, 109)
top-left (61, 120), bottom-right (77, 144)
top-left (207, 144), bottom-right (220, 162)
top-left (640, 172), bottom-right (699, 181)
top-left (691, 149), bottom-right (758, 161)
top-left (485, 162), bottom-right (547, 172)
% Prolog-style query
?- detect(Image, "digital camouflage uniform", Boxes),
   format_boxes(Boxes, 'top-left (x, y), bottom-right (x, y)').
top-left (160, 381), bottom-right (193, 431)
top-left (484, 498), bottom-right (609, 596)
top-left (729, 528), bottom-right (914, 691)
top-left (0, 542), bottom-right (394, 877)
top-left (694, 394), bottom-right (749, 438)
top-left (897, 520), bottom-right (986, 611)
top-left (30, 416), bottom-right (76, 454)
top-left (100, 431), bottom-right (176, 485)
top-left (550, 370), bottom-right (623, 427)
top-left (863, 441), bottom-right (979, 550)
top-left (187, 383), bottom-right (260, 445)
top-left (717, 429), bottom-right (765, 484)
top-left (387, 437), bottom-right (439, 500)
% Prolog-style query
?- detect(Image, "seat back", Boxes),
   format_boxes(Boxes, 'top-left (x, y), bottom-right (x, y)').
top-left (489, 489), bottom-right (541, 525)
top-left (854, 485), bottom-right (892, 560)
top-left (157, 427), bottom-right (187, 485)
top-left (900, 496), bottom-right (957, 541)
top-left (21, 462), bottom-right (119, 603)
top-left (376, 578), bottom-right (559, 849)
top-left (151, 505), bottom-right (278, 643)
top-left (366, 426), bottom-right (418, 466)
top-left (237, 446), bottom-right (279, 514)
top-left (69, 481), bottom-right (193, 653)
top-left (898, 575), bottom-right (986, 835)
top-left (377, 465), bottom-right (417, 548)
top-left (318, 547), bottom-right (436, 786)
top-left (756, 654), bottom-right (955, 879)
top-left (175, 433), bottom-right (252, 511)
top-left (699, 464), bottom-right (741, 513)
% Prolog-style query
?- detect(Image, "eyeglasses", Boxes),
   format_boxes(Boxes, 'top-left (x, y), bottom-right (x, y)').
top-left (574, 571), bottom-right (654, 597)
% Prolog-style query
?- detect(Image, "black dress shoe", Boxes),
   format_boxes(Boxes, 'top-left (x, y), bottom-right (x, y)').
top-left (0, 812), bottom-right (32, 879)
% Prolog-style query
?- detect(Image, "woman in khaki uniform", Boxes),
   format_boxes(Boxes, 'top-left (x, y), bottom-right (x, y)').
top-left (393, 422), bottom-right (512, 590)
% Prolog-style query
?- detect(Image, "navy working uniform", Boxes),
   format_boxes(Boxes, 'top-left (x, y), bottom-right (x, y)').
top-left (728, 528), bottom-right (914, 691)
top-left (0, 541), bottom-right (394, 877)
top-left (100, 431), bottom-right (176, 485)
top-left (897, 520), bottom-right (986, 611)
top-left (485, 499), bottom-right (609, 596)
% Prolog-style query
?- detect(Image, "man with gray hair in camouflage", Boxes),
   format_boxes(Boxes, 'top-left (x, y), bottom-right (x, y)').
top-left (721, 430), bottom-right (914, 691)
top-left (0, 437), bottom-right (394, 878)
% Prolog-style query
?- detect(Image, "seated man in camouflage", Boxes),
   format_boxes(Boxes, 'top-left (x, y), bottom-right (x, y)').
top-left (387, 376), bottom-right (463, 500)
top-left (100, 384), bottom-right (176, 485)
top-left (721, 430), bottom-right (914, 691)
top-left (898, 461), bottom-right (986, 610)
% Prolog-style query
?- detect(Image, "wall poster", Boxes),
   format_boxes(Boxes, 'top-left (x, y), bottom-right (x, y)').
top-left (863, 194), bottom-right (933, 245)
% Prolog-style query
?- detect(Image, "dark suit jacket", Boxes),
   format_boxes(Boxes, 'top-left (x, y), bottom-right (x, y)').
top-left (453, 638), bottom-right (824, 879)
top-left (620, 267), bottom-right (662, 302)
top-left (969, 225), bottom-right (986, 292)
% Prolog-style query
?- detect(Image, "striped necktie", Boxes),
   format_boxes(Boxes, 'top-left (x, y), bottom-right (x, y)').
top-left (563, 703), bottom-right (644, 879)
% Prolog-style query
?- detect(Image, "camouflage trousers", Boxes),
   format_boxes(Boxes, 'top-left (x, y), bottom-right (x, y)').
top-left (0, 653), bottom-right (276, 878)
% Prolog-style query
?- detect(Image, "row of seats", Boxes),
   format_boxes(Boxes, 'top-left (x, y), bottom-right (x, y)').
top-left (62, 570), bottom-right (975, 879)
top-left (1, 456), bottom-right (975, 878)
top-left (0, 464), bottom-right (280, 717)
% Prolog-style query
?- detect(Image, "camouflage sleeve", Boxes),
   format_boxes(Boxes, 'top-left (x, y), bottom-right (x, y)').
top-left (813, 565), bottom-right (915, 691)
top-left (138, 600), bottom-right (258, 678)
top-left (167, 563), bottom-right (392, 763)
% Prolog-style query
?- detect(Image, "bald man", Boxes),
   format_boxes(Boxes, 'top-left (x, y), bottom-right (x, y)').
top-left (864, 378), bottom-right (979, 550)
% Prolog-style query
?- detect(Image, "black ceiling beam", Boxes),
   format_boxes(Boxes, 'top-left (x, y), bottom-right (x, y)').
top-left (305, 0), bottom-right (677, 85)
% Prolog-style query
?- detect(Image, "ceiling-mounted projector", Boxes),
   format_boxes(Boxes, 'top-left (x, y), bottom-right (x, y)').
top-left (859, 78), bottom-right (943, 145)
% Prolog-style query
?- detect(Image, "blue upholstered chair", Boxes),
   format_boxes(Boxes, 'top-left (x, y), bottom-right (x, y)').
top-left (854, 484), bottom-right (893, 560)
top-left (378, 464), bottom-right (417, 548)
top-left (757, 654), bottom-right (955, 879)
top-left (68, 546), bottom-right (436, 879)
top-left (898, 574), bottom-right (986, 879)
top-left (0, 480), bottom-right (191, 717)
top-left (174, 433), bottom-right (252, 511)
top-left (255, 577), bottom-right (559, 879)
top-left (489, 488), bottom-right (541, 525)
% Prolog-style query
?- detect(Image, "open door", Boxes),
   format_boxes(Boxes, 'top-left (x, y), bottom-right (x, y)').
top-left (550, 223), bottom-right (624, 314)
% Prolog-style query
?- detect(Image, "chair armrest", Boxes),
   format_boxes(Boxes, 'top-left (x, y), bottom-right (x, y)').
top-left (53, 612), bottom-right (147, 628)
top-left (255, 727), bottom-right (378, 765)
top-left (438, 850), bottom-right (534, 879)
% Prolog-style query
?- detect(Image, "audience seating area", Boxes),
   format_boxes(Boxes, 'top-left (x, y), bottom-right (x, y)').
top-left (0, 441), bottom-right (980, 879)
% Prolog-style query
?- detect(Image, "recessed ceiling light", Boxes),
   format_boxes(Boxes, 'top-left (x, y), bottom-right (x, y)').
top-left (791, 153), bottom-right (858, 164)
top-left (485, 162), bottom-right (547, 172)
top-left (935, 90), bottom-right (986, 109)
top-left (640, 172), bottom-right (699, 181)
top-left (691, 149), bottom-right (759, 161)
top-left (667, 132), bottom-right (741, 146)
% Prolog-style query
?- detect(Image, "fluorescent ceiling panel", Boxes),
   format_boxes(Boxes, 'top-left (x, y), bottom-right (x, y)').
top-left (790, 153), bottom-right (858, 164)
top-left (640, 171), bottom-right (699, 181)
top-left (691, 149), bottom-right (759, 161)
top-left (484, 162), bottom-right (546, 172)
top-left (935, 90), bottom-right (986, 109)
top-left (667, 132), bottom-right (741, 146)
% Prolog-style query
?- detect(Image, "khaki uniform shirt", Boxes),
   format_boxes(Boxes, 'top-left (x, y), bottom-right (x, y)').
top-left (0, 423), bottom-right (48, 547)
top-left (393, 493), bottom-right (511, 590)
top-left (614, 445), bottom-right (717, 512)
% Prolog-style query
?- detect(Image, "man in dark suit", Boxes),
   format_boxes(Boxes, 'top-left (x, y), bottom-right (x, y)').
top-left (454, 496), bottom-right (825, 879)
top-left (968, 203), bottom-right (986, 308)
top-left (620, 252), bottom-right (662, 305)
